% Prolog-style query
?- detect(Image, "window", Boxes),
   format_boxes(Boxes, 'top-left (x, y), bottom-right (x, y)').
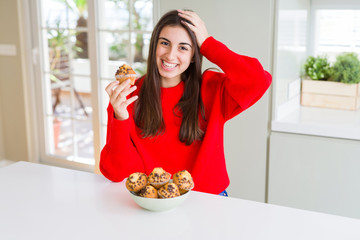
top-left (314, 10), bottom-right (360, 62)
top-left (32, 0), bottom-right (155, 169)
top-left (271, 0), bottom-right (360, 141)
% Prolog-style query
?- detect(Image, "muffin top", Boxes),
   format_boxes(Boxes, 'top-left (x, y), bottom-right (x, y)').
top-left (158, 183), bottom-right (180, 198)
top-left (173, 170), bottom-right (194, 191)
top-left (125, 172), bottom-right (147, 192)
top-left (148, 167), bottom-right (171, 184)
top-left (115, 64), bottom-right (136, 77)
top-left (138, 185), bottom-right (158, 198)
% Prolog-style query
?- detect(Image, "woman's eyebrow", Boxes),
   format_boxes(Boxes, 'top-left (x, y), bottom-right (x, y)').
top-left (180, 42), bottom-right (193, 48)
top-left (159, 37), bottom-right (170, 42)
top-left (159, 37), bottom-right (192, 48)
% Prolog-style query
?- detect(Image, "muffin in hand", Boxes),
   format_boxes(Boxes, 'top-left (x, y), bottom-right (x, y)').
top-left (115, 64), bottom-right (137, 85)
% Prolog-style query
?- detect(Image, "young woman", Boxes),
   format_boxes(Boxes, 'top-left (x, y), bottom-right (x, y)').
top-left (100, 10), bottom-right (272, 195)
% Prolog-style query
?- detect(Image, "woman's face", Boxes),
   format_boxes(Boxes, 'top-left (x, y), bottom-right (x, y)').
top-left (156, 25), bottom-right (194, 87)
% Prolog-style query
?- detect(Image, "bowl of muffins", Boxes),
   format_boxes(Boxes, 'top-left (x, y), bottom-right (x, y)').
top-left (126, 167), bottom-right (194, 212)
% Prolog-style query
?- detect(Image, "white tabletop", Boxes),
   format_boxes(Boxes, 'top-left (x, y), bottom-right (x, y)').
top-left (1, 161), bottom-right (360, 240)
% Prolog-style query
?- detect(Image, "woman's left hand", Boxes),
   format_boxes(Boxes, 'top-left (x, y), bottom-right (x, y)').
top-left (178, 9), bottom-right (209, 47)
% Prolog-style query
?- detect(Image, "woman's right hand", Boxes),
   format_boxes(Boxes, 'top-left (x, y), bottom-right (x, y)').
top-left (105, 80), bottom-right (138, 120)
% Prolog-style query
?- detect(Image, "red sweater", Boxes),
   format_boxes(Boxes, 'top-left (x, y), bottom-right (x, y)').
top-left (100, 37), bottom-right (272, 194)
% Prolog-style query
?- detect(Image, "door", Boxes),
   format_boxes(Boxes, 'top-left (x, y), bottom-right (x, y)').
top-left (29, 0), bottom-right (155, 171)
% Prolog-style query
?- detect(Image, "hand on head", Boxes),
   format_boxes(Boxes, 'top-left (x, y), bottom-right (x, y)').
top-left (177, 10), bottom-right (209, 47)
top-left (105, 80), bottom-right (138, 120)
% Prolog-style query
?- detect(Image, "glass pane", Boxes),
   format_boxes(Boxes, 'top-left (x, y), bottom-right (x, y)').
top-left (70, 29), bottom-right (90, 75)
top-left (131, 32), bottom-right (150, 75)
top-left (100, 79), bottom-right (111, 125)
top-left (74, 120), bottom-right (94, 163)
top-left (99, 0), bottom-right (130, 30)
top-left (41, 0), bottom-right (68, 28)
top-left (47, 28), bottom-right (70, 72)
top-left (133, 0), bottom-right (153, 31)
top-left (73, 76), bottom-right (92, 119)
top-left (44, 73), bottom-right (72, 117)
top-left (71, 30), bottom-right (89, 59)
top-left (101, 125), bottom-right (107, 149)
top-left (99, 31), bottom-right (130, 78)
top-left (48, 116), bottom-right (74, 158)
top-left (44, 73), bottom-right (54, 115)
top-left (131, 32), bottom-right (149, 63)
top-left (41, 0), bottom-right (88, 29)
top-left (52, 84), bottom-right (72, 118)
top-left (67, 0), bottom-right (88, 29)
top-left (107, 32), bottom-right (130, 61)
top-left (72, 58), bottom-right (90, 75)
top-left (316, 10), bottom-right (360, 62)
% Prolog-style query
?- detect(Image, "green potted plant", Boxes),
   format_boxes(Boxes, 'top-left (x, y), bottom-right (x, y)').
top-left (301, 53), bottom-right (360, 110)
top-left (331, 52), bottom-right (360, 84)
top-left (303, 56), bottom-right (332, 80)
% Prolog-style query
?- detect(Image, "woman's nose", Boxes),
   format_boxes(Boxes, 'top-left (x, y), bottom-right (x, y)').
top-left (166, 46), bottom-right (177, 60)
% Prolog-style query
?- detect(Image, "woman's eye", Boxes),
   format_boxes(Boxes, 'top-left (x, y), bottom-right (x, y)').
top-left (160, 41), bottom-right (169, 46)
top-left (180, 46), bottom-right (188, 51)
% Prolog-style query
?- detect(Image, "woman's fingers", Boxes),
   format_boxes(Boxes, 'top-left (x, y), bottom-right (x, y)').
top-left (111, 85), bottom-right (138, 120)
top-left (114, 85), bottom-right (137, 103)
top-left (125, 95), bottom-right (139, 107)
top-left (106, 79), bottom-right (137, 106)
top-left (105, 79), bottom-right (138, 120)
top-left (105, 79), bottom-right (131, 97)
top-left (177, 10), bottom-right (208, 47)
top-left (105, 81), bottom-right (119, 96)
top-left (178, 10), bottom-right (202, 27)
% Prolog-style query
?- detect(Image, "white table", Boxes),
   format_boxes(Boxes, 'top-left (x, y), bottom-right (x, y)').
top-left (1, 162), bottom-right (360, 240)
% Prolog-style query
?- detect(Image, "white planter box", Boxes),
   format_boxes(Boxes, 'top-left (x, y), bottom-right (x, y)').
top-left (301, 79), bottom-right (360, 110)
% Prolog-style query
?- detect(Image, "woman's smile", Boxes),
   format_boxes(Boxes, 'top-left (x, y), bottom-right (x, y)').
top-left (161, 60), bottom-right (178, 70)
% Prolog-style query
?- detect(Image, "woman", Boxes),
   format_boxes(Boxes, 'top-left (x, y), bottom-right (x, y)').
top-left (100, 10), bottom-right (272, 195)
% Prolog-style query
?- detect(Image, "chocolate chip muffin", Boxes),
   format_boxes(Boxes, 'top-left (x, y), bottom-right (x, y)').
top-left (158, 183), bottom-right (180, 198)
top-left (148, 167), bottom-right (171, 189)
top-left (115, 64), bottom-right (137, 85)
top-left (125, 172), bottom-right (147, 192)
top-left (173, 170), bottom-right (194, 194)
top-left (138, 185), bottom-right (158, 198)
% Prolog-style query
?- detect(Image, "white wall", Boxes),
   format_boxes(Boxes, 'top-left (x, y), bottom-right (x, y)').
top-left (159, 0), bottom-right (274, 202)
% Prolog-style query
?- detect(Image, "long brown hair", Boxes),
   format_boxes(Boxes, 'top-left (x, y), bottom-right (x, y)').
top-left (134, 10), bottom-right (205, 145)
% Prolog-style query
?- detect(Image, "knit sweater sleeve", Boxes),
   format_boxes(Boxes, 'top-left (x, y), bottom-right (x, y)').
top-left (99, 103), bottom-right (145, 182)
top-left (200, 37), bottom-right (272, 120)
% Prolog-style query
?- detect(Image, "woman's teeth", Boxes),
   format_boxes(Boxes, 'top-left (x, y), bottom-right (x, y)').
top-left (163, 61), bottom-right (177, 68)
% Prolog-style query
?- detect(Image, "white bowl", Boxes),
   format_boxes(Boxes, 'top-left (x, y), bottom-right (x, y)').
top-left (129, 190), bottom-right (190, 212)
